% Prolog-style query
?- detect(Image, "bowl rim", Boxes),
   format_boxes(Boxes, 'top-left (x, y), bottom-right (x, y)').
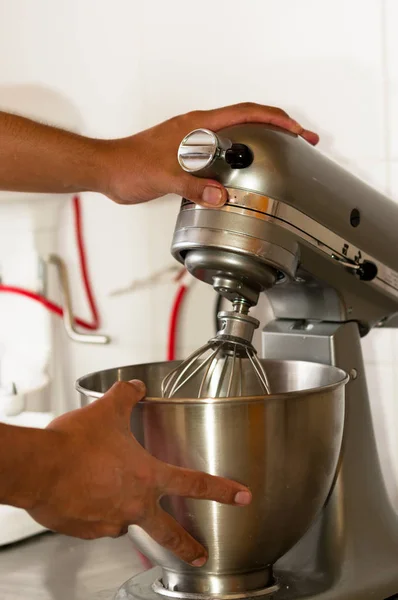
top-left (76, 359), bottom-right (349, 405)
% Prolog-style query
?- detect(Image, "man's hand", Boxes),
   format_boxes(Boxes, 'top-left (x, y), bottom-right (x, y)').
top-left (0, 104), bottom-right (318, 207)
top-left (99, 103), bottom-right (319, 208)
top-left (27, 380), bottom-right (251, 567)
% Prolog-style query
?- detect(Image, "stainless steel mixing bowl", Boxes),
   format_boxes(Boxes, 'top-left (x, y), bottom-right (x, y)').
top-left (77, 359), bottom-right (348, 596)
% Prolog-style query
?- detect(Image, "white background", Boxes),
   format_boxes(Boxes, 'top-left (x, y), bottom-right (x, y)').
top-left (0, 0), bottom-right (397, 461)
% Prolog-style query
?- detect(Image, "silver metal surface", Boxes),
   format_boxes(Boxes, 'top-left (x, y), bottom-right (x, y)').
top-left (172, 193), bottom-right (398, 331)
top-left (230, 188), bottom-right (398, 301)
top-left (173, 206), bottom-right (299, 290)
top-left (179, 189), bottom-right (398, 303)
top-left (178, 124), bottom-right (398, 275)
top-left (260, 321), bottom-right (398, 599)
top-left (47, 254), bottom-right (110, 344)
top-left (184, 248), bottom-right (279, 306)
top-left (0, 532), bottom-right (144, 600)
top-left (77, 359), bottom-right (347, 596)
top-left (115, 569), bottom-right (279, 600)
top-left (177, 129), bottom-right (231, 172)
top-left (151, 576), bottom-right (279, 599)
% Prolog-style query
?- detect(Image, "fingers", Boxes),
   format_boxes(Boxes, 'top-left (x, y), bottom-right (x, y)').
top-left (106, 379), bottom-right (146, 420)
top-left (299, 129), bottom-right (320, 146)
top-left (204, 102), bottom-right (319, 145)
top-left (157, 464), bottom-right (252, 506)
top-left (175, 174), bottom-right (227, 207)
top-left (140, 506), bottom-right (208, 566)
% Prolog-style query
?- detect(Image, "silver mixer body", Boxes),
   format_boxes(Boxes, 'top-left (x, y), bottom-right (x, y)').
top-left (117, 125), bottom-right (398, 599)
top-left (173, 125), bottom-right (398, 331)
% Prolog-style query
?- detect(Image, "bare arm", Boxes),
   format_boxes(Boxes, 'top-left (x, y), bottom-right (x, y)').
top-left (0, 111), bottom-right (103, 194)
top-left (0, 105), bottom-right (318, 207)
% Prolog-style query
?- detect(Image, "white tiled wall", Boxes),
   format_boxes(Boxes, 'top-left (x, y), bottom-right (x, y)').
top-left (0, 0), bottom-right (397, 427)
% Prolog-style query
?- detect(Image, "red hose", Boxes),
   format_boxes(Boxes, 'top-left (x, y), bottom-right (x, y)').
top-left (73, 194), bottom-right (100, 328)
top-left (0, 195), bottom-right (100, 331)
top-left (167, 284), bottom-right (188, 361)
top-left (0, 285), bottom-right (97, 330)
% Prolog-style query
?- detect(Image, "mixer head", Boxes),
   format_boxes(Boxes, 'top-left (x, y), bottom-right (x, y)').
top-left (161, 299), bottom-right (271, 398)
top-left (173, 125), bottom-right (398, 333)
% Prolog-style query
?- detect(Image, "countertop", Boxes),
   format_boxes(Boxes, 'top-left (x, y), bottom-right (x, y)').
top-left (0, 531), bottom-right (145, 600)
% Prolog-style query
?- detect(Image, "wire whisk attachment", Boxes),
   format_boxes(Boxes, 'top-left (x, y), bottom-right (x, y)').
top-left (161, 303), bottom-right (271, 399)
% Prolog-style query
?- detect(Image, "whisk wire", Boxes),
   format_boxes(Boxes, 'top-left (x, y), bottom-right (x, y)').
top-left (227, 346), bottom-right (237, 397)
top-left (238, 356), bottom-right (243, 396)
top-left (248, 350), bottom-right (271, 395)
top-left (198, 342), bottom-right (224, 398)
top-left (162, 342), bottom-right (211, 397)
top-left (219, 354), bottom-right (233, 397)
top-left (164, 343), bottom-right (221, 398)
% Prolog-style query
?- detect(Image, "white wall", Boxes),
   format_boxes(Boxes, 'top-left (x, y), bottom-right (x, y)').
top-left (0, 0), bottom-right (397, 447)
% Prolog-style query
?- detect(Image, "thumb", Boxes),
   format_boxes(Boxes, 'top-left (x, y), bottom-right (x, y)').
top-left (108, 380), bottom-right (146, 419)
top-left (178, 174), bottom-right (227, 208)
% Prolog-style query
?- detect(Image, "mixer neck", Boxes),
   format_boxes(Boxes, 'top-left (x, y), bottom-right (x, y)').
top-left (214, 303), bottom-right (259, 347)
top-left (231, 298), bottom-right (251, 314)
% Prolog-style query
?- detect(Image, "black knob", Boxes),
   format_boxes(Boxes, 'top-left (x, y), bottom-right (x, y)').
top-left (225, 144), bottom-right (253, 169)
top-left (350, 208), bottom-right (360, 227)
top-left (358, 260), bottom-right (378, 281)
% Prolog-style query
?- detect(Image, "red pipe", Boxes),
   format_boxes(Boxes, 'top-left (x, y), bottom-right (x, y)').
top-left (72, 194), bottom-right (100, 328)
top-left (0, 285), bottom-right (97, 330)
top-left (167, 284), bottom-right (188, 361)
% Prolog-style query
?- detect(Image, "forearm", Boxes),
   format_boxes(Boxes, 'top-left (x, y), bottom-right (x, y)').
top-left (0, 111), bottom-right (107, 194)
top-left (0, 422), bottom-right (58, 510)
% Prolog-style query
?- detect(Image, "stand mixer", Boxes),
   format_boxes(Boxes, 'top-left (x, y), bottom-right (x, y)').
top-left (78, 124), bottom-right (398, 599)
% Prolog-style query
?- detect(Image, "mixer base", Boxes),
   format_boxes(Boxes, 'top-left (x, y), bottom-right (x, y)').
top-left (114, 568), bottom-right (279, 600)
